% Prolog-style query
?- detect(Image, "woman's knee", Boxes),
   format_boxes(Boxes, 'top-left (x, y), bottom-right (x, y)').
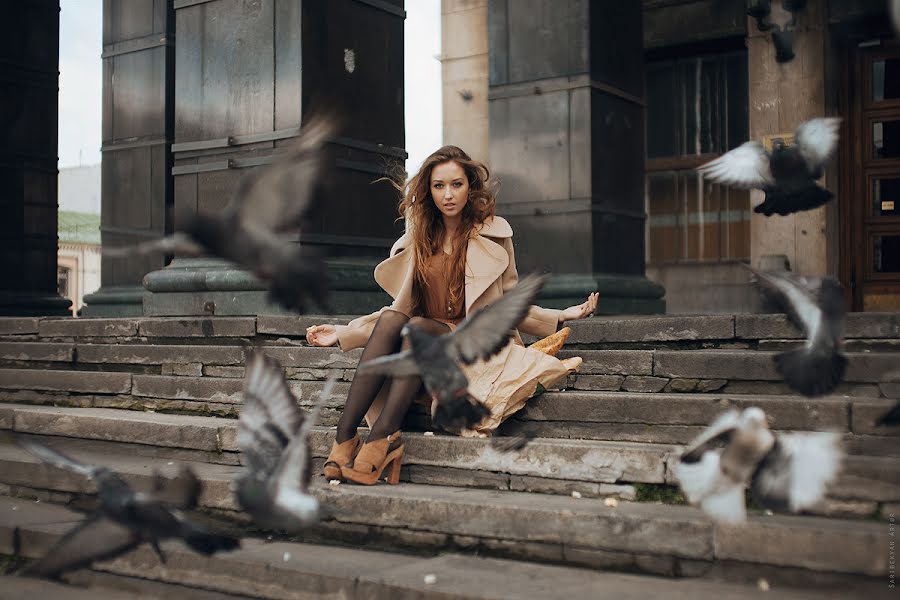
top-left (376, 309), bottom-right (409, 330)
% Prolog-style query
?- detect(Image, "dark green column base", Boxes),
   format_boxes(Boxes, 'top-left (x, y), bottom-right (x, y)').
top-left (0, 291), bottom-right (72, 317)
top-left (539, 273), bottom-right (666, 315)
top-left (82, 285), bottom-right (145, 317)
top-left (142, 258), bottom-right (391, 317)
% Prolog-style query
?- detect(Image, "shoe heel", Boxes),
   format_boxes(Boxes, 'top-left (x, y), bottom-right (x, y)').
top-left (386, 453), bottom-right (403, 484)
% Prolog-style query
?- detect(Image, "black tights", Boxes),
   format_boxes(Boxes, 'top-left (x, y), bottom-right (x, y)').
top-left (335, 310), bottom-right (450, 443)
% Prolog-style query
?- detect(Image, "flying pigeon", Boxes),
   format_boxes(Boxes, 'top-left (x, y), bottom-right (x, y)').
top-left (233, 350), bottom-right (339, 532)
top-left (674, 407), bottom-right (842, 523)
top-left (697, 117), bottom-right (840, 216)
top-left (748, 266), bottom-right (847, 397)
top-left (104, 113), bottom-right (338, 313)
top-left (18, 441), bottom-right (239, 578)
top-left (356, 273), bottom-right (549, 433)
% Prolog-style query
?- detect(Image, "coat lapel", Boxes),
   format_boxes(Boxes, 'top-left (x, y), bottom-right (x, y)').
top-left (464, 235), bottom-right (509, 313)
top-left (372, 217), bottom-right (513, 313)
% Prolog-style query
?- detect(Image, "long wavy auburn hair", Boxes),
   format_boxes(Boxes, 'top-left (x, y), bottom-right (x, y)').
top-left (386, 146), bottom-right (496, 317)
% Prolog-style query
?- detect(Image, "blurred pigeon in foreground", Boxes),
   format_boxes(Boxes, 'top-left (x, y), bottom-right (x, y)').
top-left (748, 266), bottom-right (847, 397)
top-left (18, 441), bottom-right (238, 578)
top-left (104, 113), bottom-right (338, 313)
top-left (491, 432), bottom-right (535, 454)
top-left (357, 273), bottom-right (549, 433)
top-left (698, 118), bottom-right (840, 216)
top-left (674, 407), bottom-right (842, 523)
top-left (234, 351), bottom-right (339, 532)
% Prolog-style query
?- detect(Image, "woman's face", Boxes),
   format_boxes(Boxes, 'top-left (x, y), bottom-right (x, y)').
top-left (430, 161), bottom-right (469, 220)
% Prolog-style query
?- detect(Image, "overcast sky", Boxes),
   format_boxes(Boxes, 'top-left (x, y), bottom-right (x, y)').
top-left (57, 1), bottom-right (441, 175)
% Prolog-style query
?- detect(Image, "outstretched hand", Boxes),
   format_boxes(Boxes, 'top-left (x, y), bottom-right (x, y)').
top-left (306, 324), bottom-right (338, 347)
top-left (560, 292), bottom-right (599, 323)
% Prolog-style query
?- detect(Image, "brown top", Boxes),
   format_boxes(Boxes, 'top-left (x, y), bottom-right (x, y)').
top-left (422, 251), bottom-right (465, 323)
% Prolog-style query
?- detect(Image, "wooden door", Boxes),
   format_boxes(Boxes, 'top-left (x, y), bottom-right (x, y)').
top-left (842, 42), bottom-right (900, 311)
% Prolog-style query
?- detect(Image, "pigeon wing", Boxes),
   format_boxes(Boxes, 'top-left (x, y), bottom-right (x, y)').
top-left (18, 439), bottom-right (99, 479)
top-left (697, 142), bottom-right (775, 189)
top-left (355, 350), bottom-right (422, 377)
top-left (446, 273), bottom-right (548, 365)
top-left (751, 432), bottom-right (842, 512)
top-left (102, 232), bottom-right (206, 259)
top-left (224, 112), bottom-right (338, 234)
top-left (794, 117), bottom-right (840, 175)
top-left (747, 267), bottom-right (821, 336)
top-left (20, 516), bottom-right (140, 579)
top-left (271, 371), bottom-right (341, 494)
top-left (238, 351), bottom-right (304, 478)
top-left (679, 409), bottom-right (741, 463)
top-left (150, 466), bottom-right (202, 510)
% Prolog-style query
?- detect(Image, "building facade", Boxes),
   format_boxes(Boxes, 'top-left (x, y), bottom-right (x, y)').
top-left (442, 0), bottom-right (900, 313)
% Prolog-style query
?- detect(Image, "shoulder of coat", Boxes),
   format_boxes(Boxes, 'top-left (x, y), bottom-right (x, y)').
top-left (475, 215), bottom-right (513, 239)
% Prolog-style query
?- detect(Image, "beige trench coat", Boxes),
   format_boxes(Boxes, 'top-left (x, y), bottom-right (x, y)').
top-left (334, 216), bottom-right (570, 434)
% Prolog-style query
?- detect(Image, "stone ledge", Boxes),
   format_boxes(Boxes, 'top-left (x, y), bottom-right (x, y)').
top-left (38, 319), bottom-right (140, 338)
top-left (0, 444), bottom-right (889, 578)
top-left (0, 317), bottom-right (40, 336)
top-left (566, 315), bottom-right (735, 344)
top-left (736, 313), bottom-right (900, 340)
top-left (0, 342), bottom-right (74, 363)
top-left (2, 500), bottom-right (867, 600)
top-left (653, 350), bottom-right (898, 382)
top-left (137, 318), bottom-right (256, 338)
top-left (0, 369), bottom-right (132, 394)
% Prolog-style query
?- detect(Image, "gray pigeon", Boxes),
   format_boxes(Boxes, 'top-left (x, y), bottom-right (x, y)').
top-left (18, 441), bottom-right (238, 578)
top-left (698, 117), bottom-right (840, 216)
top-left (674, 407), bottom-right (842, 523)
top-left (357, 273), bottom-right (549, 432)
top-left (105, 113), bottom-right (338, 313)
top-left (233, 351), bottom-right (338, 532)
top-left (749, 266), bottom-right (848, 397)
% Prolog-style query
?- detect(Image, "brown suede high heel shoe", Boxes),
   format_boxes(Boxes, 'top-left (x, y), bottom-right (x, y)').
top-left (323, 434), bottom-right (361, 481)
top-left (341, 431), bottom-right (404, 485)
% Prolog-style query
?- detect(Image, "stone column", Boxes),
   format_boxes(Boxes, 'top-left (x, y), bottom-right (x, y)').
top-left (142, 0), bottom-right (404, 316)
top-left (748, 0), bottom-right (831, 276)
top-left (82, 0), bottom-right (176, 317)
top-left (0, 1), bottom-right (71, 316)
top-left (442, 0), bottom-right (489, 162)
top-left (488, 1), bottom-right (664, 313)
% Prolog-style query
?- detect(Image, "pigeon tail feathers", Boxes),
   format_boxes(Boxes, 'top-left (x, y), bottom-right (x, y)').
top-left (754, 185), bottom-right (832, 216)
top-left (773, 348), bottom-right (847, 397)
top-left (432, 395), bottom-right (491, 432)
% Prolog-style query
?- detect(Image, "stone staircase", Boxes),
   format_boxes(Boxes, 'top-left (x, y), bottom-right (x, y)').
top-left (0, 313), bottom-right (897, 599)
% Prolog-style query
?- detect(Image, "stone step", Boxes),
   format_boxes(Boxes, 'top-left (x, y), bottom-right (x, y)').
top-left (4, 313), bottom-right (899, 347)
top-left (1, 342), bottom-right (897, 401)
top-left (0, 441), bottom-right (889, 588)
top-left (2, 401), bottom-right (897, 497)
top-left (0, 576), bottom-right (162, 600)
top-left (1, 500), bottom-right (874, 600)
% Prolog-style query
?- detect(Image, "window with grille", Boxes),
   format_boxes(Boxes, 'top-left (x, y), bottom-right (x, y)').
top-left (645, 50), bottom-right (750, 264)
top-left (57, 267), bottom-right (70, 298)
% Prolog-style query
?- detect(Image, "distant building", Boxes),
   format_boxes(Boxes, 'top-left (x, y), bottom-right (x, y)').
top-left (58, 211), bottom-right (101, 316)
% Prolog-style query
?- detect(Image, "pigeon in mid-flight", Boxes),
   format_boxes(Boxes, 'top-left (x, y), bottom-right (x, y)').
top-left (674, 407), bottom-right (842, 523)
top-left (748, 266), bottom-right (848, 397)
top-left (356, 274), bottom-right (549, 433)
top-left (18, 441), bottom-right (239, 578)
top-left (105, 113), bottom-right (338, 313)
top-left (698, 117), bottom-right (840, 216)
top-left (233, 351), bottom-right (339, 532)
